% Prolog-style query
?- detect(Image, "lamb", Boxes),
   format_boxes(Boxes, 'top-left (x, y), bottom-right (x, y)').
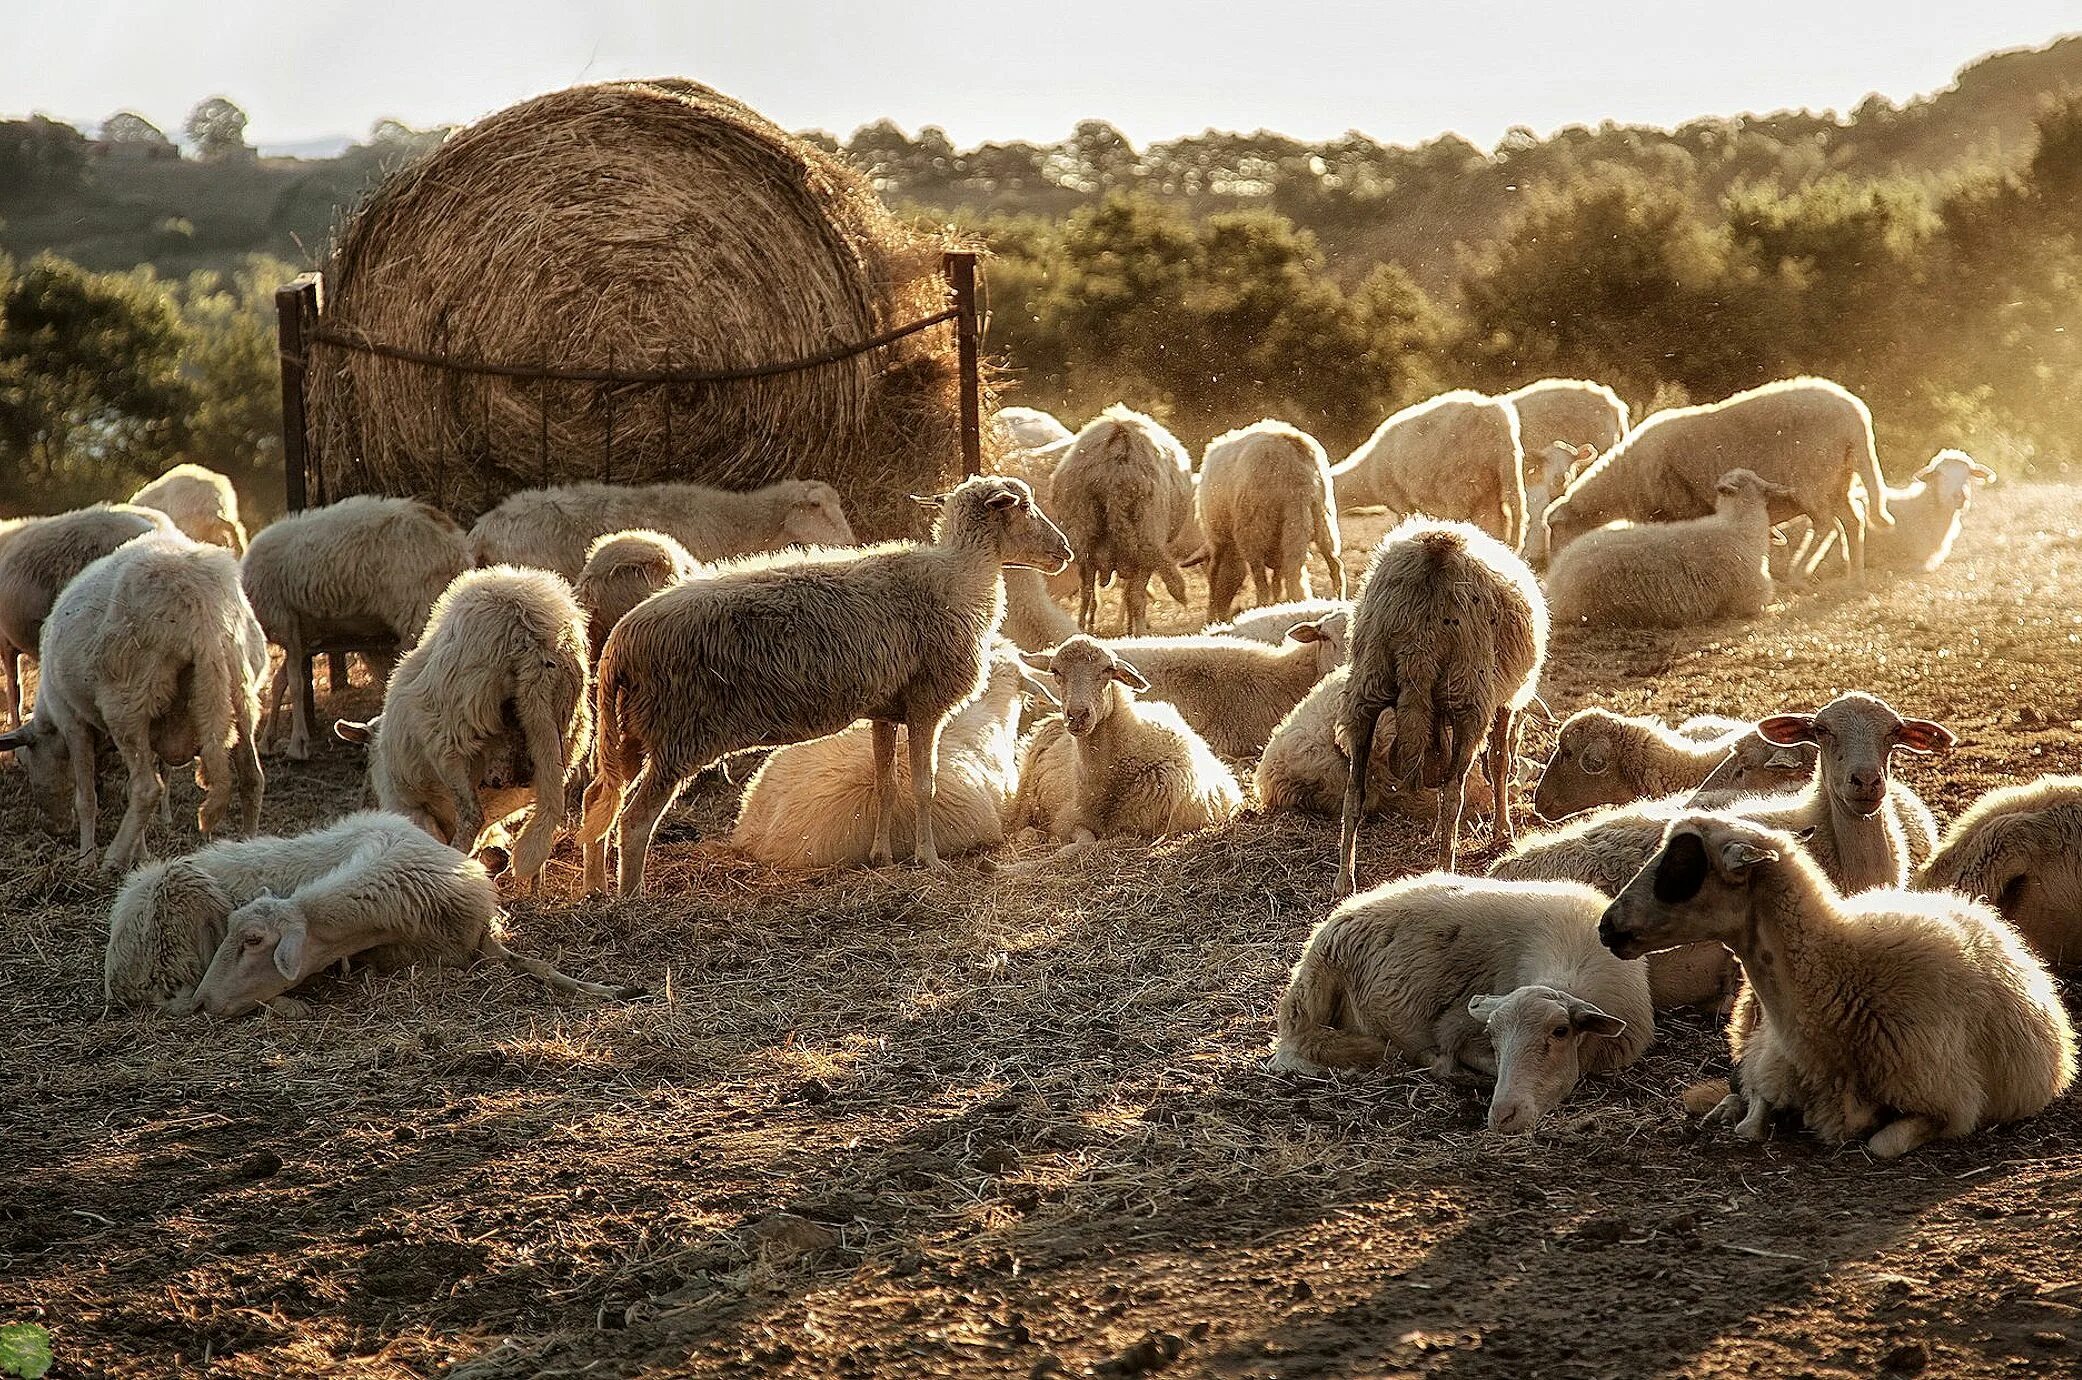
top-left (1048, 405), bottom-right (1198, 635)
top-left (1009, 636), bottom-right (1242, 846)
top-left (1329, 391), bottom-right (1527, 549)
top-left (1255, 665), bottom-right (1500, 823)
top-left (1337, 518), bottom-right (1547, 891)
top-left (240, 495), bottom-right (472, 759)
top-left (176, 812), bottom-right (633, 1018)
top-left (1185, 420), bottom-right (1343, 622)
top-left (1541, 376), bottom-right (1891, 578)
top-left (1915, 776), bottom-right (2082, 968)
top-left (330, 567), bottom-right (589, 888)
top-left (130, 463), bottom-right (248, 553)
top-left (1601, 814), bottom-right (2075, 1158)
top-left (579, 475), bottom-right (1071, 895)
top-left (1, 533), bottom-right (265, 874)
top-left (731, 645), bottom-right (1031, 868)
top-left (1096, 611), bottom-right (1349, 758)
top-left (1208, 597), bottom-right (1352, 644)
top-left (0, 503), bottom-right (174, 727)
top-left (572, 529), bottom-right (702, 665)
top-left (1547, 468), bottom-right (1794, 628)
top-left (1532, 707), bottom-right (1813, 821)
top-left (468, 477), bottom-right (856, 581)
top-left (1274, 873), bottom-right (1652, 1134)
top-left (1866, 450), bottom-right (1997, 573)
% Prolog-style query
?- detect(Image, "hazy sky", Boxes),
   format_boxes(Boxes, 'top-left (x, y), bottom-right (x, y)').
top-left (8, 2), bottom-right (2078, 151)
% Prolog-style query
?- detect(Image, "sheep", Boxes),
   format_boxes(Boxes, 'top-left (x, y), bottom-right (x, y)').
top-left (1254, 665), bottom-right (1502, 824)
top-left (1519, 442), bottom-right (1598, 567)
top-left (1208, 597), bottom-right (1352, 645)
top-left (329, 567), bottom-right (589, 888)
top-left (1329, 391), bottom-right (1527, 549)
top-left (1601, 813), bottom-right (2076, 1158)
top-left (1689, 731), bottom-right (1820, 802)
top-left (1867, 450), bottom-right (1997, 573)
top-left (1547, 468), bottom-right (1794, 629)
top-left (1185, 420), bottom-right (1343, 623)
top-left (130, 462), bottom-right (248, 553)
top-left (991, 405), bottom-right (1076, 477)
top-left (1532, 707), bottom-right (1813, 822)
top-left (1009, 635), bottom-right (1242, 846)
top-left (240, 495), bottom-right (472, 760)
top-left (1505, 378), bottom-right (1629, 457)
top-left (731, 644), bottom-right (1031, 868)
top-left (1000, 568), bottom-right (1080, 651)
top-left (578, 475), bottom-right (1071, 895)
top-left (1274, 873), bottom-right (1652, 1134)
top-left (1541, 377), bottom-right (1891, 578)
top-left (1337, 518), bottom-right (1547, 891)
top-left (1915, 776), bottom-right (2082, 968)
top-left (1096, 611), bottom-right (1349, 758)
top-left (1, 533), bottom-right (265, 874)
top-left (1048, 405), bottom-right (1198, 635)
top-left (468, 477), bottom-right (856, 581)
top-left (0, 503), bottom-right (174, 727)
top-left (177, 812), bottom-right (633, 1018)
top-left (572, 528), bottom-right (702, 666)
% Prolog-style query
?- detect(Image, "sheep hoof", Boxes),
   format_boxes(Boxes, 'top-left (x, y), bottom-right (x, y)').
top-left (1702, 1093), bottom-right (1746, 1128)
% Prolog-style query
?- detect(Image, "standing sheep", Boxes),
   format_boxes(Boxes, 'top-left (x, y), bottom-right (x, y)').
top-left (469, 478), bottom-right (855, 581)
top-left (1532, 707), bottom-right (1813, 821)
top-left (0, 503), bottom-right (174, 727)
top-left (130, 463), bottom-right (249, 553)
top-left (1097, 611), bottom-right (1349, 758)
top-left (1602, 814), bottom-right (2075, 1158)
top-left (572, 529), bottom-right (702, 666)
top-left (1186, 420), bottom-right (1343, 623)
top-left (1329, 391), bottom-right (1527, 549)
top-left (580, 476), bottom-right (1071, 895)
top-left (1254, 665), bottom-right (1504, 823)
top-left (1049, 405), bottom-right (1198, 635)
top-left (1915, 775), bottom-right (2082, 968)
top-left (1504, 378), bottom-right (1630, 459)
top-left (1547, 470), bottom-right (1793, 629)
top-left (1275, 873), bottom-right (1652, 1134)
top-left (1338, 519), bottom-right (1548, 891)
top-left (1519, 442), bottom-right (1597, 567)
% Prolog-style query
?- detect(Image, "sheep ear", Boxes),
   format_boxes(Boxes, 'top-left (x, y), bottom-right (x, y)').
top-left (1770, 528), bottom-right (1788, 546)
top-left (983, 489), bottom-right (1021, 511)
top-left (910, 492), bottom-right (947, 512)
top-left (1762, 747), bottom-right (1806, 770)
top-left (1913, 457), bottom-right (1943, 481)
top-left (1285, 620), bottom-right (1325, 645)
top-left (272, 917), bottom-right (307, 982)
top-left (1894, 719), bottom-right (1955, 755)
top-left (1756, 714), bottom-right (1817, 746)
top-left (334, 719), bottom-right (374, 745)
top-left (1721, 840), bottom-right (1779, 874)
top-left (1794, 826), bottom-right (1818, 843)
top-left (1018, 650), bottom-right (1054, 673)
top-left (1579, 739), bottom-right (1611, 775)
top-left (1017, 669), bottom-right (1060, 705)
top-left (1467, 994), bottom-right (1507, 1023)
top-left (1971, 462), bottom-right (1997, 484)
top-left (1109, 662), bottom-right (1151, 693)
top-left (1567, 997), bottom-right (1626, 1039)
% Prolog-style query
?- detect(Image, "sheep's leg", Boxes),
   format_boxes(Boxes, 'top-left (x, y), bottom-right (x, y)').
top-left (286, 637), bottom-right (314, 761)
top-left (1704, 1092), bottom-right (1749, 1129)
top-left (66, 722), bottom-right (100, 867)
top-left (103, 731), bottom-right (165, 874)
top-left (1205, 548), bottom-right (1247, 625)
top-left (1076, 566), bottom-right (1098, 632)
top-left (1866, 1113), bottom-right (1940, 1160)
top-left (614, 759), bottom-right (683, 897)
top-left (326, 651), bottom-right (352, 694)
top-left (1832, 492), bottom-right (1867, 581)
top-left (1435, 720), bottom-right (1482, 873)
top-left (505, 713), bottom-right (570, 887)
top-left (261, 653), bottom-right (289, 748)
top-left (194, 725), bottom-right (236, 839)
top-left (869, 719), bottom-right (898, 867)
top-left (578, 769), bottom-right (621, 896)
top-left (1734, 1092), bottom-right (1776, 1141)
top-left (1248, 562), bottom-right (1272, 608)
top-left (906, 713), bottom-right (945, 869)
top-left (1336, 711), bottom-right (1379, 898)
top-left (1121, 575), bottom-right (1151, 637)
top-left (1486, 707), bottom-right (1515, 846)
top-left (2, 644), bottom-right (18, 729)
top-left (231, 717), bottom-right (264, 835)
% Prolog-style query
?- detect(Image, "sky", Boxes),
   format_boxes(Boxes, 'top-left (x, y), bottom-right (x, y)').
top-left (6, 1), bottom-right (2079, 154)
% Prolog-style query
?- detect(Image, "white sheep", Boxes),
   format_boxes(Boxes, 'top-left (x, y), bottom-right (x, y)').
top-left (1867, 450), bottom-right (1998, 573)
top-left (0, 503), bottom-right (173, 726)
top-left (1532, 707), bottom-right (1813, 821)
top-left (1275, 873), bottom-right (1652, 1134)
top-left (1186, 420), bottom-right (1343, 622)
top-left (991, 405), bottom-right (1075, 461)
top-left (1602, 813), bottom-right (2075, 1158)
top-left (1207, 597), bottom-right (1352, 645)
top-left (1503, 378), bottom-right (1630, 459)
top-left (130, 463), bottom-right (249, 553)
top-left (572, 528), bottom-right (702, 665)
top-left (1097, 611), bottom-right (1349, 758)
top-left (1519, 442), bottom-right (1597, 567)
top-left (1329, 391), bottom-right (1527, 549)
top-left (1547, 469), bottom-right (1794, 628)
top-left (1048, 405), bottom-right (1198, 635)
top-left (1915, 775), bottom-right (2082, 968)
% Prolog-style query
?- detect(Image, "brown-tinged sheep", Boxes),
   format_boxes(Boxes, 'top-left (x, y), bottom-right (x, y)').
top-left (1519, 442), bottom-right (1598, 567)
top-left (579, 476), bottom-right (1071, 895)
top-left (0, 503), bottom-right (174, 727)
top-left (1275, 873), bottom-right (1652, 1134)
top-left (1186, 420), bottom-right (1343, 623)
top-left (1254, 664), bottom-right (1505, 823)
top-left (1048, 405), bottom-right (1198, 635)
top-left (1915, 775), bottom-right (2082, 968)
top-left (1329, 391), bottom-right (1527, 549)
top-left (1602, 814), bottom-right (2075, 1158)
top-left (1097, 611), bottom-right (1349, 758)
top-left (130, 463), bottom-right (248, 553)
top-left (1533, 707), bottom-right (1812, 822)
top-left (1547, 469), bottom-right (1794, 628)
top-left (572, 528), bottom-right (702, 666)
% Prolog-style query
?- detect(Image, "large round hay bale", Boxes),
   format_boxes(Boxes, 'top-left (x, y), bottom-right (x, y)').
top-left (304, 80), bottom-right (977, 535)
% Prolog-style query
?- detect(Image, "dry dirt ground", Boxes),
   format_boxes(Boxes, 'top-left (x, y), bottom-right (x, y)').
top-left (7, 484), bottom-right (2082, 1379)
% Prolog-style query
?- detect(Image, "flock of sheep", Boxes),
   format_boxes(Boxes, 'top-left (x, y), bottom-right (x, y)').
top-left (2, 369), bottom-right (2072, 1163)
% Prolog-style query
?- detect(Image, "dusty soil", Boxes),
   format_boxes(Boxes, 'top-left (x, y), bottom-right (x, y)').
top-left (6, 484), bottom-right (2082, 1379)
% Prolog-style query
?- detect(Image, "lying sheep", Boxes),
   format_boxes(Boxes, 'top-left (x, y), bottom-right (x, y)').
top-left (1, 533), bottom-right (265, 873)
top-left (130, 463), bottom-right (248, 553)
top-left (1602, 814), bottom-right (2075, 1158)
top-left (1010, 636), bottom-right (1242, 846)
top-left (469, 478), bottom-right (855, 581)
top-left (1338, 519), bottom-right (1547, 890)
top-left (1329, 391), bottom-right (1527, 549)
top-left (1548, 469), bottom-right (1794, 628)
top-left (0, 503), bottom-right (174, 726)
top-left (1688, 731), bottom-right (1821, 801)
top-left (1187, 420), bottom-right (1343, 623)
top-left (1915, 776), bottom-right (2082, 968)
top-left (1097, 611), bottom-right (1348, 758)
top-left (179, 812), bottom-right (633, 1017)
top-left (1049, 405), bottom-right (1198, 635)
top-left (1542, 376), bottom-right (1890, 577)
top-left (1207, 597), bottom-right (1352, 645)
top-left (573, 529), bottom-right (702, 666)
top-left (1275, 873), bottom-right (1652, 1134)
top-left (1532, 707), bottom-right (1812, 821)
top-left (580, 476), bottom-right (1071, 895)
top-left (1255, 665), bottom-right (1503, 824)
top-left (241, 495), bottom-right (472, 760)
top-left (731, 645), bottom-right (1030, 868)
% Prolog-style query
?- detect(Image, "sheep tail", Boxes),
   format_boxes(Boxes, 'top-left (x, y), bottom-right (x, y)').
top-left (482, 933), bottom-right (644, 1000)
top-left (1855, 438), bottom-right (1894, 528)
top-left (1274, 951), bottom-right (1386, 1070)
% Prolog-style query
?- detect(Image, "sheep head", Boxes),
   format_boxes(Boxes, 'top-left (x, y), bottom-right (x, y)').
top-left (921, 476), bottom-right (1072, 574)
top-left (1467, 985), bottom-right (1627, 1135)
top-left (1020, 636), bottom-right (1146, 739)
top-left (193, 894), bottom-right (312, 1018)
top-left (1757, 692), bottom-right (1952, 818)
top-left (1600, 815), bottom-right (1800, 959)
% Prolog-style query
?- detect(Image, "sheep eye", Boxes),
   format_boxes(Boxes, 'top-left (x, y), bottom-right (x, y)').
top-left (1551, 1024), bottom-right (1570, 1040)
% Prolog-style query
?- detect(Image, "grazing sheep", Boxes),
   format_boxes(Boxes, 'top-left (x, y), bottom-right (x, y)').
top-left (1097, 611), bottom-right (1349, 758)
top-left (1254, 665), bottom-right (1501, 823)
top-left (331, 567), bottom-right (589, 888)
top-left (1533, 708), bottom-right (1811, 822)
top-left (1867, 450), bottom-right (1997, 573)
top-left (1000, 568), bottom-right (1080, 651)
top-left (579, 476), bottom-right (1071, 895)
top-left (1010, 636), bottom-right (1242, 845)
top-left (1275, 873), bottom-right (1652, 1134)
top-left (130, 463), bottom-right (248, 553)
top-left (1602, 814), bottom-right (2075, 1158)
top-left (182, 814), bottom-right (633, 1018)
top-left (1208, 597), bottom-right (1352, 645)
top-left (1329, 391), bottom-right (1527, 549)
top-left (241, 495), bottom-right (472, 760)
top-left (1338, 519), bottom-right (1547, 891)
top-left (1541, 376), bottom-right (1890, 578)
top-left (1915, 776), bottom-right (2082, 968)
top-left (731, 645), bottom-right (1031, 868)
top-left (1504, 378), bottom-right (1630, 459)
top-left (1, 533), bottom-right (265, 873)
top-left (0, 503), bottom-right (174, 727)
top-left (469, 477), bottom-right (855, 581)
top-left (573, 529), bottom-right (702, 665)
top-left (1049, 405), bottom-right (1198, 635)
top-left (1519, 442), bottom-right (1598, 566)
top-left (1186, 420), bottom-right (1343, 622)
top-left (1548, 469), bottom-right (1794, 629)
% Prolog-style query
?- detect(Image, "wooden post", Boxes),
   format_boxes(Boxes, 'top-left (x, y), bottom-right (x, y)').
top-left (274, 273), bottom-right (322, 512)
top-left (947, 251), bottom-right (982, 477)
